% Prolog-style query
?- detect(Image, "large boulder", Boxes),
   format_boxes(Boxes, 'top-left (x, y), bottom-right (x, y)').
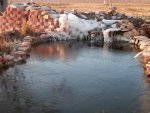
top-left (120, 19), bottom-right (135, 31)
top-left (141, 23), bottom-right (150, 37)
top-left (131, 29), bottom-right (140, 37)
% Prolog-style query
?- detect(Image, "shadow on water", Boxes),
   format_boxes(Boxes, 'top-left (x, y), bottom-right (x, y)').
top-left (0, 41), bottom-right (150, 113)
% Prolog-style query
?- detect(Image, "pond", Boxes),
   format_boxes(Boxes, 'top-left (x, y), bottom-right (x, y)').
top-left (0, 42), bottom-right (150, 113)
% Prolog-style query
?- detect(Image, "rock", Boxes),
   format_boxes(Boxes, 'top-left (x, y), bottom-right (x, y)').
top-left (144, 45), bottom-right (150, 52)
top-left (10, 4), bottom-right (27, 9)
top-left (40, 6), bottom-right (51, 11)
top-left (41, 11), bottom-right (50, 15)
top-left (111, 23), bottom-right (117, 28)
top-left (40, 34), bottom-right (47, 39)
top-left (130, 39), bottom-right (135, 44)
top-left (13, 51), bottom-right (29, 57)
top-left (134, 36), bottom-right (148, 40)
top-left (102, 19), bottom-right (120, 26)
top-left (18, 46), bottom-right (31, 52)
top-left (23, 39), bottom-right (32, 43)
top-left (121, 19), bottom-right (129, 23)
top-left (131, 29), bottom-right (139, 37)
top-left (119, 19), bottom-right (135, 31)
top-left (25, 6), bottom-right (41, 11)
top-left (123, 31), bottom-right (133, 41)
top-left (111, 16), bottom-right (117, 20)
top-left (138, 38), bottom-right (150, 44)
top-left (145, 19), bottom-right (150, 24)
top-left (139, 29), bottom-right (148, 36)
top-left (19, 41), bottom-right (31, 47)
top-left (24, 35), bottom-right (33, 40)
top-left (120, 25), bottom-right (126, 30)
top-left (5, 55), bottom-right (14, 61)
top-left (14, 57), bottom-right (26, 64)
top-left (126, 22), bottom-right (134, 29)
top-left (144, 69), bottom-right (150, 76)
top-left (138, 39), bottom-right (150, 50)
top-left (23, 36), bottom-right (33, 42)
top-left (143, 51), bottom-right (150, 57)
top-left (141, 23), bottom-right (150, 37)
top-left (143, 56), bottom-right (150, 63)
top-left (2, 30), bottom-right (22, 42)
top-left (0, 55), bottom-right (12, 64)
top-left (134, 36), bottom-right (148, 45)
top-left (89, 31), bottom-right (104, 43)
top-left (43, 15), bottom-right (49, 19)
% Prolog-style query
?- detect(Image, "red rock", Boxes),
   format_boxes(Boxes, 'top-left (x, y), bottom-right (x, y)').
top-left (60, 9), bottom-right (64, 14)
top-left (40, 34), bottom-right (47, 39)
top-left (24, 36), bottom-right (34, 41)
top-left (146, 26), bottom-right (150, 37)
top-left (132, 29), bottom-right (139, 37)
top-left (5, 55), bottom-right (14, 61)
top-left (43, 15), bottom-right (49, 19)
top-left (19, 42), bottom-right (31, 47)
top-left (18, 46), bottom-right (31, 52)
top-left (0, 56), bottom-right (9, 63)
top-left (14, 51), bottom-right (28, 57)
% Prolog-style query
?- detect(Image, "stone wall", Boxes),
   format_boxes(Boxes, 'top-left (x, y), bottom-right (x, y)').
top-left (27, 10), bottom-right (54, 33)
top-left (0, 6), bottom-right (28, 34)
top-left (0, 4), bottom-right (54, 35)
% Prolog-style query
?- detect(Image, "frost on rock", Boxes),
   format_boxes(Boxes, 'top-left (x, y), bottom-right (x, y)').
top-left (56, 13), bottom-right (129, 42)
top-left (103, 28), bottom-right (122, 42)
top-left (102, 19), bottom-right (121, 26)
top-left (58, 13), bottom-right (103, 40)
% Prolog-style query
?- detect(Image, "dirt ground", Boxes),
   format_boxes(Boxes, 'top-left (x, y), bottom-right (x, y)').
top-left (38, 3), bottom-right (150, 18)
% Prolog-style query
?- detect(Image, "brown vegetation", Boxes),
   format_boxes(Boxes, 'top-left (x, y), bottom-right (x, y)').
top-left (21, 18), bottom-right (28, 36)
top-left (38, 3), bottom-right (150, 18)
top-left (0, 36), bottom-right (13, 54)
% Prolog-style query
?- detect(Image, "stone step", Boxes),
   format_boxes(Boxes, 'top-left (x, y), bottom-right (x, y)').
top-left (138, 40), bottom-right (150, 50)
top-left (134, 36), bottom-right (149, 45)
top-left (24, 36), bottom-right (34, 41)
top-left (145, 63), bottom-right (150, 68)
top-left (19, 41), bottom-right (31, 47)
top-left (143, 51), bottom-right (150, 57)
top-left (13, 51), bottom-right (29, 57)
top-left (18, 46), bottom-right (31, 52)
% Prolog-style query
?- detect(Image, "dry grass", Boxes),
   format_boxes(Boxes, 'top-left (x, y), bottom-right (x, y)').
top-left (38, 3), bottom-right (150, 18)
top-left (0, 36), bottom-right (13, 54)
top-left (21, 19), bottom-right (28, 36)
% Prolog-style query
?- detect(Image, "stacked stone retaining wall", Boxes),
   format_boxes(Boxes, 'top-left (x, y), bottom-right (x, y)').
top-left (0, 5), bottom-right (54, 35)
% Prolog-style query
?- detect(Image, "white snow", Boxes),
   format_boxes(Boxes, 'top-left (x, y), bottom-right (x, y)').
top-left (54, 13), bottom-right (124, 42)
top-left (103, 28), bottom-right (121, 42)
top-left (58, 13), bottom-right (104, 40)
top-left (102, 19), bottom-right (120, 26)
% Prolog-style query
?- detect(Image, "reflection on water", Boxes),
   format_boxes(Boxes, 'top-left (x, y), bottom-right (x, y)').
top-left (31, 42), bottom-right (84, 62)
top-left (0, 42), bottom-right (150, 113)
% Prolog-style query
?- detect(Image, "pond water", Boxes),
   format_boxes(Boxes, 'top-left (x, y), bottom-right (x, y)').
top-left (0, 42), bottom-right (150, 113)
